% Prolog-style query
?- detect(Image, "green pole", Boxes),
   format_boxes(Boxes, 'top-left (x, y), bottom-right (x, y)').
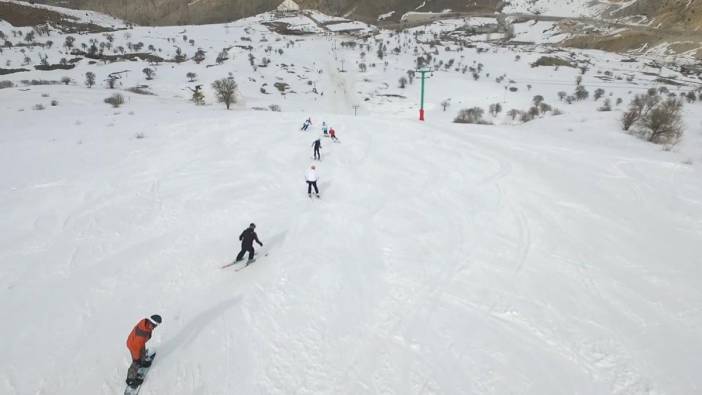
top-left (418, 70), bottom-right (428, 121)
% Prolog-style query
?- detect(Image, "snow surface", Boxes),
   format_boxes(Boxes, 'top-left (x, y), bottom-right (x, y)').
top-left (1, 5), bottom-right (702, 395)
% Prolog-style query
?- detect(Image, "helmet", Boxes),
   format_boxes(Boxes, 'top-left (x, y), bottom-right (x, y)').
top-left (150, 314), bottom-right (162, 326)
top-left (250, 223), bottom-right (256, 228)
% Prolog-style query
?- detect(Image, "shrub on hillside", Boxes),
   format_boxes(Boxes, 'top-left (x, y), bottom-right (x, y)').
top-left (621, 93), bottom-right (660, 131)
top-left (639, 98), bottom-right (684, 144)
top-left (85, 72), bottom-right (95, 88)
top-left (211, 77), bottom-right (238, 109)
top-left (104, 93), bottom-right (125, 108)
top-left (454, 107), bottom-right (490, 124)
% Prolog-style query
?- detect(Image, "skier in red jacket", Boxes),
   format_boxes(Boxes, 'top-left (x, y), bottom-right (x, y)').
top-left (126, 315), bottom-right (161, 388)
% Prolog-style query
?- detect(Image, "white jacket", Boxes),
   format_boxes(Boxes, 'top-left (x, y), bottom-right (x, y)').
top-left (305, 169), bottom-right (318, 182)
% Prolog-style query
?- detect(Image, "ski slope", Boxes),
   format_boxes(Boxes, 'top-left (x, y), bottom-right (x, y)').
top-left (1, 83), bottom-right (702, 394)
top-left (2, 2), bottom-right (702, 394)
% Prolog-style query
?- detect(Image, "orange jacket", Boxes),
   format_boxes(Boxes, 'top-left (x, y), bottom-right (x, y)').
top-left (126, 319), bottom-right (154, 361)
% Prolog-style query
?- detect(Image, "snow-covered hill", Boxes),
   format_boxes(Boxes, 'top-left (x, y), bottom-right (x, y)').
top-left (2, 2), bottom-right (702, 395)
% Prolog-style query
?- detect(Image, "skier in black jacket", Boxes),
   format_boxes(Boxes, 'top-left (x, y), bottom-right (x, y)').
top-left (312, 139), bottom-right (322, 160)
top-left (236, 223), bottom-right (263, 262)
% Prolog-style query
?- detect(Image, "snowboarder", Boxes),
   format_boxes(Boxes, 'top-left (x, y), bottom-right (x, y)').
top-left (236, 223), bottom-right (263, 262)
top-left (322, 121), bottom-right (328, 136)
top-left (306, 165), bottom-right (319, 198)
top-left (300, 117), bottom-right (311, 131)
top-left (329, 127), bottom-right (338, 142)
top-left (312, 138), bottom-right (322, 160)
top-left (126, 315), bottom-right (162, 389)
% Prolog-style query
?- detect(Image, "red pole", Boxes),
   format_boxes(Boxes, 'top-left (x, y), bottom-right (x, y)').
top-left (419, 108), bottom-right (425, 121)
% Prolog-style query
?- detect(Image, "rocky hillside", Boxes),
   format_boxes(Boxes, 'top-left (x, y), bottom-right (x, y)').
top-left (30, 0), bottom-right (501, 25)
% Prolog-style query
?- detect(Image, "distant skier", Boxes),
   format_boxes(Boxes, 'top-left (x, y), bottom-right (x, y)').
top-left (300, 117), bottom-right (311, 131)
top-left (322, 121), bottom-right (328, 136)
top-left (306, 164), bottom-right (320, 198)
top-left (312, 138), bottom-right (322, 160)
top-left (126, 315), bottom-right (162, 389)
top-left (329, 127), bottom-right (338, 142)
top-left (236, 223), bottom-right (263, 262)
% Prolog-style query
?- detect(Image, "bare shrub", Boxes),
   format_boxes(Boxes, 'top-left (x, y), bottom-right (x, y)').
top-left (398, 76), bottom-right (407, 88)
top-left (621, 93), bottom-right (660, 131)
top-left (639, 98), bottom-right (684, 144)
top-left (441, 99), bottom-right (451, 111)
top-left (61, 76), bottom-right (71, 85)
top-left (85, 72), bottom-right (95, 88)
top-left (575, 85), bottom-right (589, 101)
top-left (104, 93), bottom-right (125, 108)
top-left (454, 107), bottom-right (490, 124)
top-left (142, 67), bottom-right (155, 80)
top-left (597, 98), bottom-right (612, 112)
top-left (211, 77), bottom-right (238, 109)
top-left (186, 72), bottom-right (197, 82)
top-left (33, 103), bottom-right (45, 111)
top-left (489, 103), bottom-right (502, 116)
top-left (268, 104), bottom-right (281, 112)
top-left (50, 99), bottom-right (58, 106)
top-left (0, 80), bottom-right (14, 89)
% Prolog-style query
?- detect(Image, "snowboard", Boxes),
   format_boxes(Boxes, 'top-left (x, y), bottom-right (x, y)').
top-left (124, 352), bottom-right (156, 395)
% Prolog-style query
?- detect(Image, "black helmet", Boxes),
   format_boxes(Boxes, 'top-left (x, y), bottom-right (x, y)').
top-left (150, 314), bottom-right (162, 326)
top-left (250, 223), bottom-right (256, 228)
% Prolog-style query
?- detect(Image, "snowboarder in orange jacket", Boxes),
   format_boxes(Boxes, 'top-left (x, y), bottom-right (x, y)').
top-left (126, 315), bottom-right (161, 388)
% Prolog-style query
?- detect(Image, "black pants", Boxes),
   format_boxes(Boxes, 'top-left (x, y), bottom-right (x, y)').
top-left (307, 181), bottom-right (319, 194)
top-left (313, 148), bottom-right (320, 160)
top-left (236, 244), bottom-right (255, 261)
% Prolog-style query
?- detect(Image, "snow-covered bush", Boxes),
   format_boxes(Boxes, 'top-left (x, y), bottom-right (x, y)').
top-left (211, 77), bottom-right (238, 109)
top-left (269, 104), bottom-right (281, 112)
top-left (398, 77), bottom-right (407, 88)
top-left (85, 72), bottom-right (96, 88)
top-left (489, 103), bottom-right (502, 116)
top-left (0, 80), bottom-right (14, 89)
top-left (33, 104), bottom-right (45, 111)
top-left (454, 107), bottom-right (490, 124)
top-left (104, 93), bottom-right (125, 108)
top-left (50, 100), bottom-right (58, 106)
top-left (597, 98), bottom-right (612, 112)
top-left (193, 49), bottom-right (206, 64)
top-left (191, 89), bottom-right (204, 105)
top-left (441, 99), bottom-right (451, 112)
top-left (639, 99), bottom-right (684, 144)
top-left (622, 93), bottom-right (660, 131)
top-left (594, 88), bottom-right (605, 100)
top-left (507, 109), bottom-right (522, 120)
top-left (142, 67), bottom-right (155, 80)
top-left (61, 76), bottom-right (71, 85)
top-left (575, 85), bottom-right (589, 101)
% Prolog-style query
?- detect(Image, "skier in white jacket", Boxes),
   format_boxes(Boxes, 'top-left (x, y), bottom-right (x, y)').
top-left (306, 165), bottom-right (319, 198)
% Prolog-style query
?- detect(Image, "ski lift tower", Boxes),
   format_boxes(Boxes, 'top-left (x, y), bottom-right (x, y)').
top-left (416, 68), bottom-right (432, 121)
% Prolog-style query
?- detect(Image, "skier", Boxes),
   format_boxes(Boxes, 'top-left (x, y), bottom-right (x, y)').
top-left (126, 314), bottom-right (162, 389)
top-left (236, 223), bottom-right (263, 262)
top-left (312, 138), bottom-right (322, 160)
top-left (329, 127), bottom-right (338, 142)
top-left (306, 165), bottom-right (320, 198)
top-left (301, 117), bottom-right (311, 131)
top-left (322, 121), bottom-right (328, 136)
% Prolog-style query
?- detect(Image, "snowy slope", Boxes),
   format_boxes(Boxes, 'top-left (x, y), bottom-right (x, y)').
top-left (2, 4), bottom-right (702, 395)
top-left (2, 84), bottom-right (702, 394)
